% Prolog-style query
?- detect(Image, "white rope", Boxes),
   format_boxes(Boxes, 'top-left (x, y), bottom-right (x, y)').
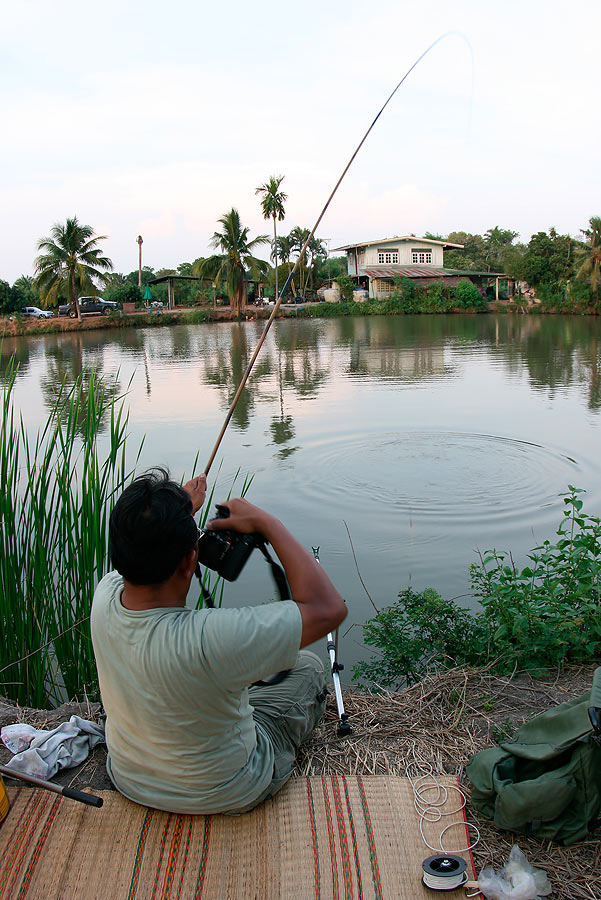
top-left (408, 756), bottom-right (480, 854)
top-left (408, 751), bottom-right (483, 895)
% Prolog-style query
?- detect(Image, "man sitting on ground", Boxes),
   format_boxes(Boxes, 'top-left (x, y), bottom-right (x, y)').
top-left (90, 468), bottom-right (346, 814)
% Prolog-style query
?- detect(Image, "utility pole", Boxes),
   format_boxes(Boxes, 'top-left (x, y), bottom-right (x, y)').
top-left (137, 235), bottom-right (143, 288)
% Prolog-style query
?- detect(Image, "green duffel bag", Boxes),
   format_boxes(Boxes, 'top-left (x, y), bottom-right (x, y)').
top-left (466, 666), bottom-right (601, 845)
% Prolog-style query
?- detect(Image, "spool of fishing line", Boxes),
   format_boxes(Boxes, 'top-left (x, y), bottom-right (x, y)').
top-left (422, 854), bottom-right (467, 892)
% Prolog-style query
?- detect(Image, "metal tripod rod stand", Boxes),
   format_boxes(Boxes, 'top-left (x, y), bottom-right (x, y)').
top-left (312, 548), bottom-right (351, 737)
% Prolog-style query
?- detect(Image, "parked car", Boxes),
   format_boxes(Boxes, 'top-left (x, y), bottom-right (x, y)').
top-left (58, 297), bottom-right (120, 318)
top-left (21, 306), bottom-right (54, 319)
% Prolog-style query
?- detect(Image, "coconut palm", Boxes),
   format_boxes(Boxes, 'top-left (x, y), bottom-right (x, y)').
top-left (255, 175), bottom-right (287, 301)
top-left (289, 226), bottom-right (311, 294)
top-left (577, 216), bottom-right (601, 306)
top-left (34, 217), bottom-right (113, 321)
top-left (272, 235), bottom-right (296, 295)
top-left (195, 209), bottom-right (269, 315)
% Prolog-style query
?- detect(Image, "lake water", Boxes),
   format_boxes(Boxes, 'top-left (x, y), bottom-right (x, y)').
top-left (2, 314), bottom-right (600, 673)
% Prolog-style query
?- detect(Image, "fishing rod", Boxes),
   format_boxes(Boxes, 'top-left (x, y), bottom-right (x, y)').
top-left (204, 31), bottom-right (458, 476)
top-left (312, 547), bottom-right (351, 737)
top-left (0, 763), bottom-right (103, 808)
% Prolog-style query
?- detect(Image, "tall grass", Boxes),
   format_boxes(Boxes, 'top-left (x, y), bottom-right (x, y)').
top-left (0, 360), bottom-right (140, 707)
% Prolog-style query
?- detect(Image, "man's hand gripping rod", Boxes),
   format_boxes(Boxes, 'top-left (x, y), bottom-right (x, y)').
top-left (312, 547), bottom-right (351, 737)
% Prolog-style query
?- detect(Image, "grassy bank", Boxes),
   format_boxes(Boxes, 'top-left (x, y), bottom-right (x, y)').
top-left (0, 306), bottom-right (277, 338)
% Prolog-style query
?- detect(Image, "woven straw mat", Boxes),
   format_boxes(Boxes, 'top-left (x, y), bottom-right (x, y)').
top-left (0, 775), bottom-right (474, 899)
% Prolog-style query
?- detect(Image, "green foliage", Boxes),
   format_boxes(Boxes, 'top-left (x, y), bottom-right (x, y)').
top-left (0, 279), bottom-right (11, 313)
top-left (471, 487), bottom-right (601, 672)
top-left (306, 278), bottom-right (487, 318)
top-left (521, 228), bottom-right (577, 289)
top-left (195, 208), bottom-right (269, 315)
top-left (354, 488), bottom-right (601, 689)
top-left (453, 278), bottom-right (485, 309)
top-left (0, 362), bottom-right (137, 706)
top-left (104, 282), bottom-right (142, 306)
top-left (34, 216), bottom-right (113, 317)
top-left (353, 588), bottom-right (486, 690)
top-left (445, 231), bottom-right (488, 270)
top-left (182, 308), bottom-right (212, 324)
top-left (576, 216), bottom-right (601, 306)
top-left (314, 255), bottom-right (348, 286)
top-left (336, 274), bottom-right (355, 302)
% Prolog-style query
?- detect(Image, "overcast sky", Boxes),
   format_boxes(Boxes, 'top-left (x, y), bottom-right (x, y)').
top-left (1, 0), bottom-right (599, 283)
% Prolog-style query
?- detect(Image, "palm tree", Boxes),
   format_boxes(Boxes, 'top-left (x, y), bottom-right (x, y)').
top-left (34, 217), bottom-right (113, 321)
top-left (195, 209), bottom-right (269, 315)
top-left (306, 235), bottom-right (327, 291)
top-left (577, 216), bottom-right (601, 307)
top-left (272, 235), bottom-right (296, 296)
top-left (289, 226), bottom-right (311, 294)
top-left (255, 175), bottom-right (287, 302)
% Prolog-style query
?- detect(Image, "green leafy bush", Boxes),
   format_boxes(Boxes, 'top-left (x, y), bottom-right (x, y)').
top-left (354, 488), bottom-right (601, 688)
top-left (104, 282), bottom-right (143, 307)
top-left (453, 278), bottom-right (485, 309)
top-left (336, 274), bottom-right (356, 303)
top-left (471, 487), bottom-right (601, 672)
top-left (353, 587), bottom-right (486, 689)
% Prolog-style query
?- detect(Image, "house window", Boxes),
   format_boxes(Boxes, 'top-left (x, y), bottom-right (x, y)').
top-left (375, 279), bottom-right (393, 296)
top-left (411, 249), bottom-right (432, 264)
top-left (377, 249), bottom-right (399, 264)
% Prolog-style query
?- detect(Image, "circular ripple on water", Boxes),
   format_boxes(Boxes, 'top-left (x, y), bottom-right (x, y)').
top-left (295, 430), bottom-right (581, 530)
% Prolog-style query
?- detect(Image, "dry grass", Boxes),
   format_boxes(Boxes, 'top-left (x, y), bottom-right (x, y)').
top-left (2, 665), bottom-right (600, 898)
top-left (296, 665), bottom-right (601, 900)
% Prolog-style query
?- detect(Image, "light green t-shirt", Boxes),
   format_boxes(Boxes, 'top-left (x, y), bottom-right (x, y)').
top-left (90, 571), bottom-right (302, 814)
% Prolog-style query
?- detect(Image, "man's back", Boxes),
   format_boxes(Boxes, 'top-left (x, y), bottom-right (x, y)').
top-left (91, 571), bottom-right (302, 814)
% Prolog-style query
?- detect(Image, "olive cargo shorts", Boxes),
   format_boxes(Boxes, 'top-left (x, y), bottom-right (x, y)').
top-left (229, 650), bottom-right (327, 814)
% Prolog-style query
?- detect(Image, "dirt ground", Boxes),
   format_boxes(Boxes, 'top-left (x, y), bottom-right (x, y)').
top-left (1, 665), bottom-right (600, 899)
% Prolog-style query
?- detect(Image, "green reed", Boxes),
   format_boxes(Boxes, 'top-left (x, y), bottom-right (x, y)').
top-left (0, 361), bottom-right (139, 707)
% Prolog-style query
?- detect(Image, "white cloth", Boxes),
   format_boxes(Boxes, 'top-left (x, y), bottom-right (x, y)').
top-left (1, 715), bottom-right (105, 780)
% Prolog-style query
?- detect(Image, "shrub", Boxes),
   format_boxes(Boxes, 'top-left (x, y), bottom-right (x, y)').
top-left (184, 308), bottom-right (212, 324)
top-left (471, 487), bottom-right (601, 672)
top-left (104, 282), bottom-right (143, 307)
top-left (454, 278), bottom-right (485, 309)
top-left (354, 488), bottom-right (601, 688)
top-left (336, 274), bottom-right (355, 303)
top-left (353, 587), bottom-right (486, 689)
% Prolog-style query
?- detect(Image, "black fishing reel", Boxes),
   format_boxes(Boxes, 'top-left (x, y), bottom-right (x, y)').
top-left (197, 504), bottom-right (263, 582)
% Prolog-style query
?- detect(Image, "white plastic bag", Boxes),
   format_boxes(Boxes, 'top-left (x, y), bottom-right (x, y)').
top-left (478, 845), bottom-right (551, 900)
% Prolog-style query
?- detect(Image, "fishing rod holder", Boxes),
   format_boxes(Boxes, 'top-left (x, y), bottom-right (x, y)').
top-left (314, 547), bottom-right (352, 738)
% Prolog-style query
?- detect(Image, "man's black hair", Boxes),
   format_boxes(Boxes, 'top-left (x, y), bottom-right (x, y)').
top-left (109, 467), bottom-right (198, 584)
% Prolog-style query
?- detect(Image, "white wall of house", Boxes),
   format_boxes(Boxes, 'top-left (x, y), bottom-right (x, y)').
top-left (345, 238), bottom-right (445, 276)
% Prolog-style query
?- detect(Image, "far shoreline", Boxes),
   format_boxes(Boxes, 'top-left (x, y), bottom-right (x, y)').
top-left (1, 299), bottom-right (598, 340)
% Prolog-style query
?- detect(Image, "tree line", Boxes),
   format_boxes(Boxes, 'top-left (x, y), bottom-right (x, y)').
top-left (1, 175), bottom-right (599, 318)
top-left (432, 220), bottom-right (601, 309)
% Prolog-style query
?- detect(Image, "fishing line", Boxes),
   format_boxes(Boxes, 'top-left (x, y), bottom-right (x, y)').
top-left (408, 753), bottom-right (482, 894)
top-left (204, 30), bottom-right (473, 474)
